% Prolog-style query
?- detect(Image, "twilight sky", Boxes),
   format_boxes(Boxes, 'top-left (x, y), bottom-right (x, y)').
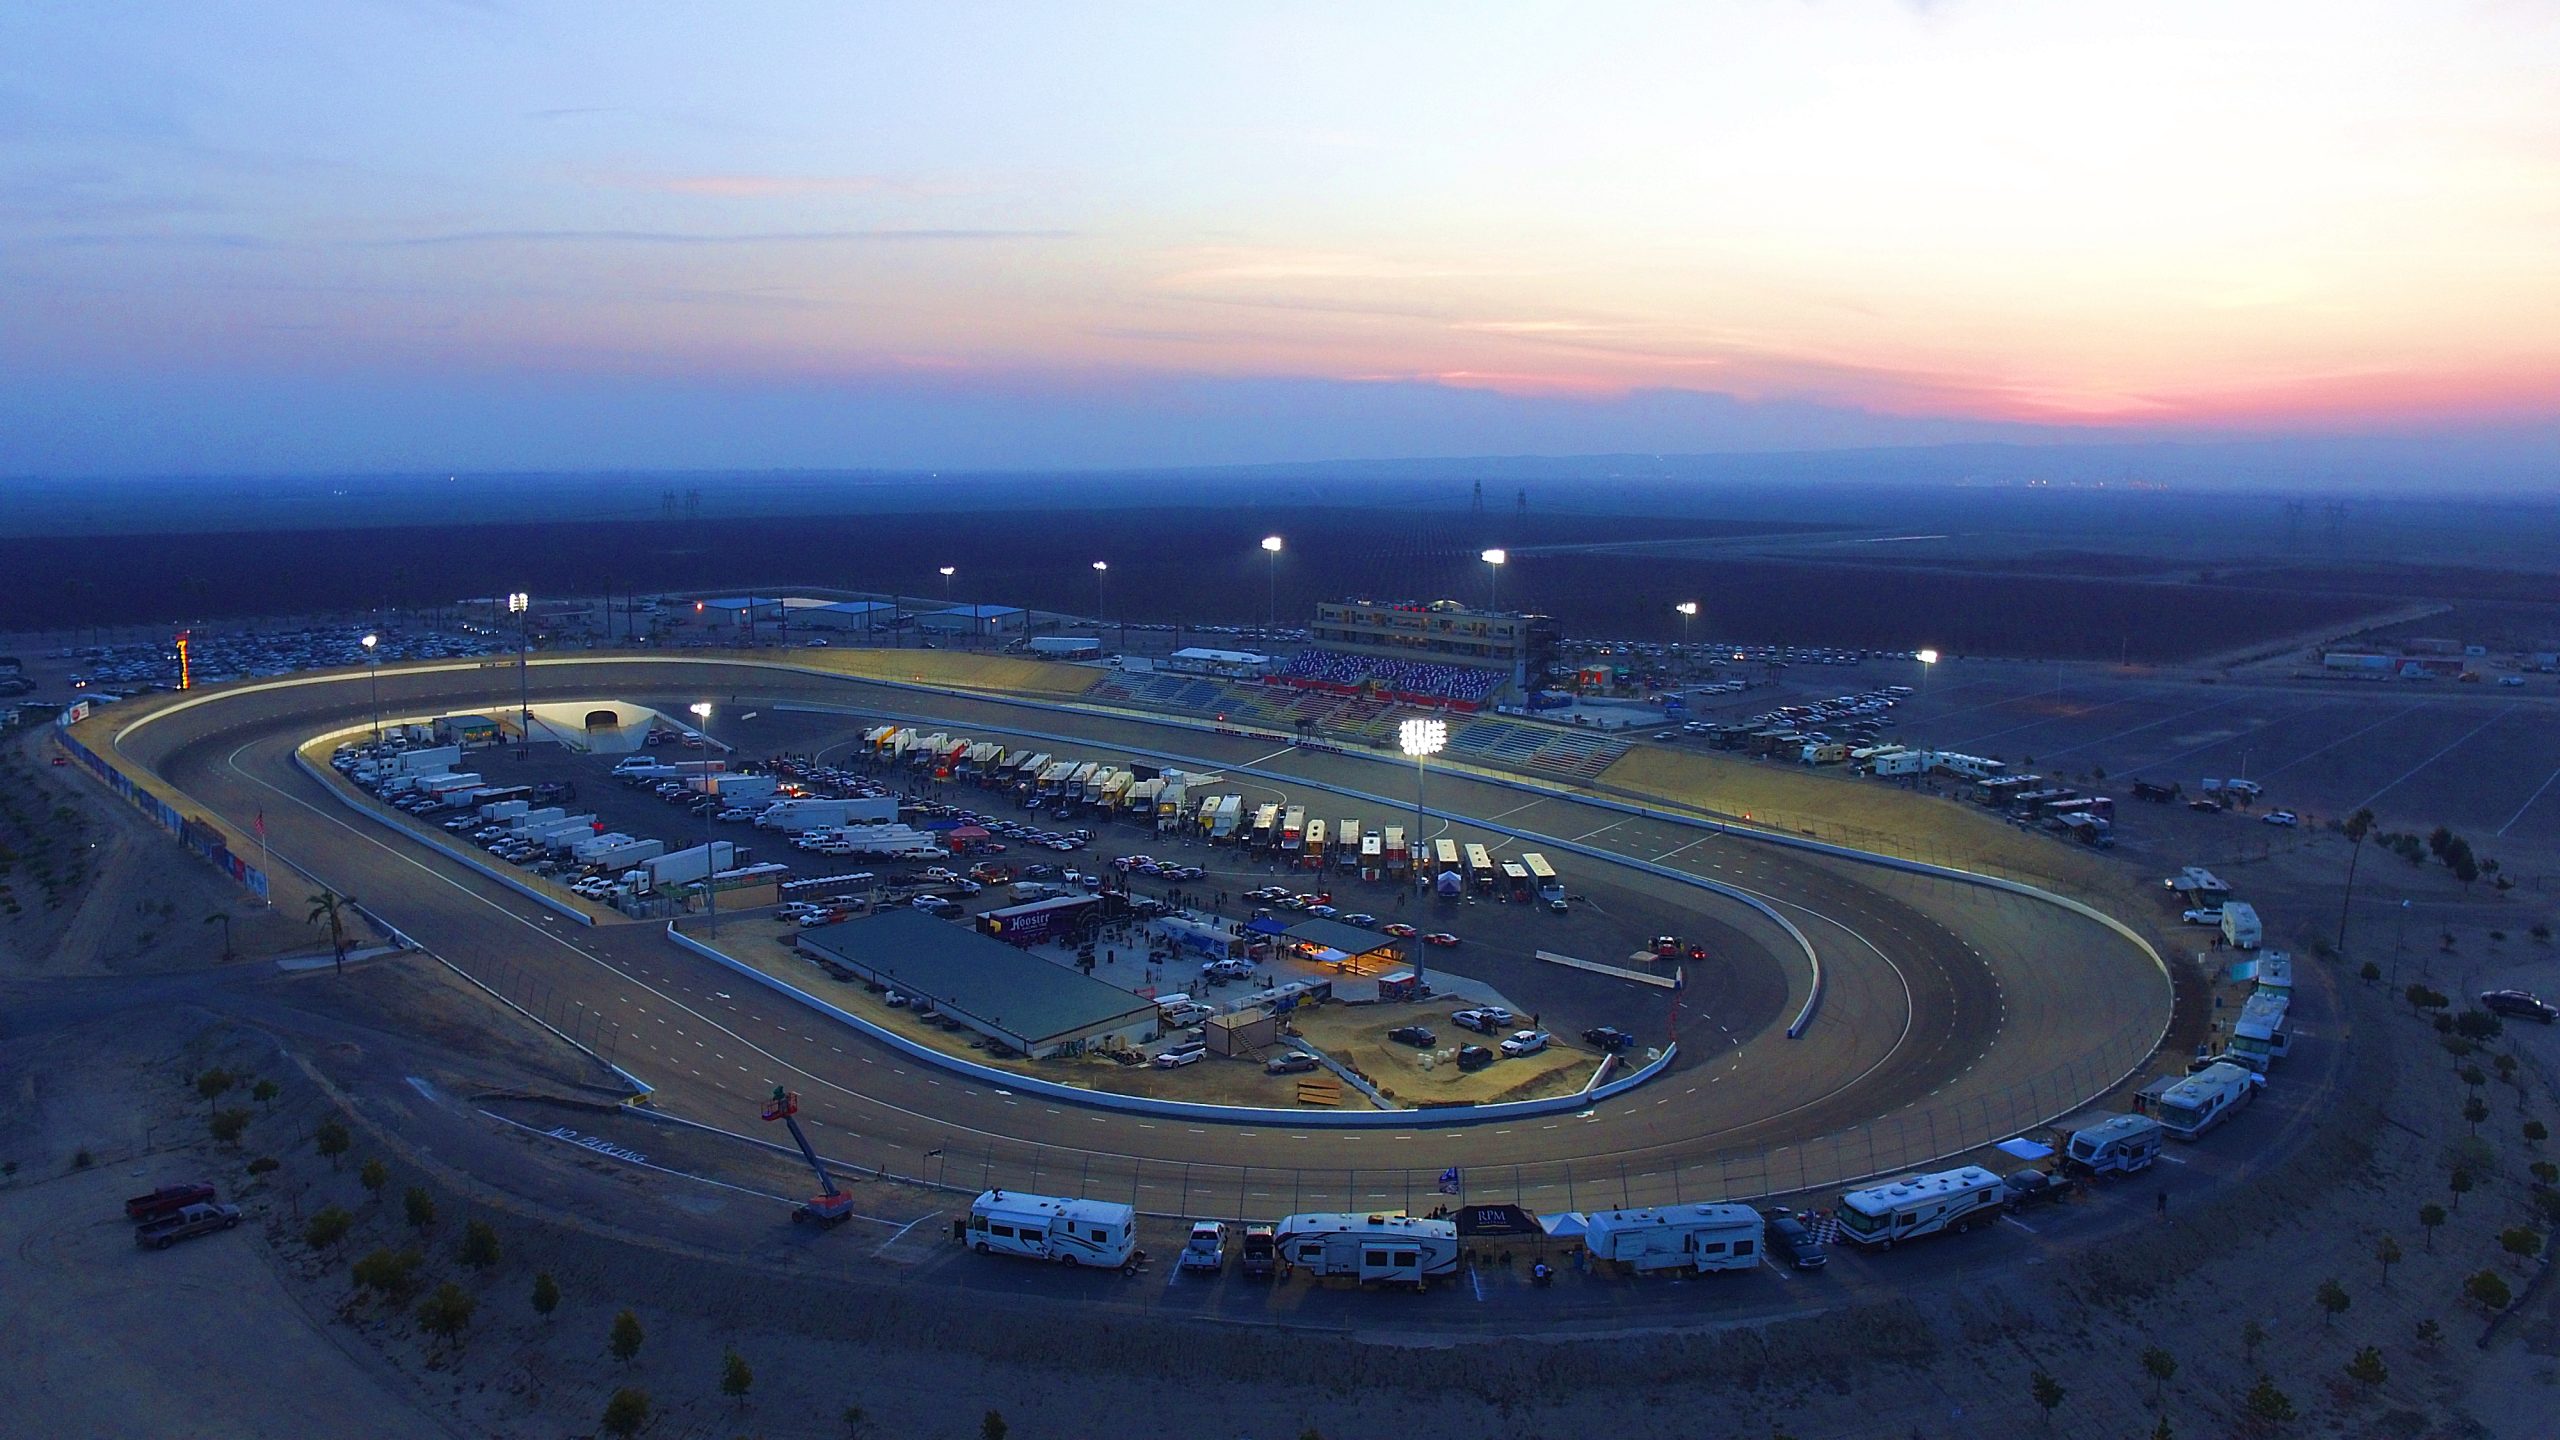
top-left (4, 1), bottom-right (2557, 475)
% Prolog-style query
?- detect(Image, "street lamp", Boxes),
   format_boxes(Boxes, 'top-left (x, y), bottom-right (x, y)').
top-left (507, 592), bottom-right (530, 756)
top-left (690, 702), bottom-right (718, 936)
top-left (939, 566), bottom-right (959, 647)
top-left (1260, 535), bottom-right (1284, 633)
top-left (1398, 716), bottom-right (1446, 984)
top-left (1674, 602), bottom-right (1697, 679)
top-left (361, 632), bottom-right (381, 743)
top-left (1480, 549), bottom-right (1507, 611)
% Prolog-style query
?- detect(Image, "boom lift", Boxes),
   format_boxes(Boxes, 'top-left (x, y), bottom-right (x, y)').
top-left (761, 1086), bottom-right (856, 1227)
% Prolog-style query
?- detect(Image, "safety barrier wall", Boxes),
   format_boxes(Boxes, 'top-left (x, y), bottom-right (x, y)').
top-left (53, 716), bottom-right (271, 902)
top-left (665, 923), bottom-right (1675, 1130)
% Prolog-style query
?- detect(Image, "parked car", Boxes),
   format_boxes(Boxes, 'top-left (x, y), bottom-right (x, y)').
top-left (1264, 1051), bottom-right (1320, 1075)
top-left (1387, 1025), bottom-right (1437, 1048)
top-left (1381, 922), bottom-right (1419, 939)
top-left (1455, 1044), bottom-right (1496, 1072)
top-left (136, 1201), bottom-right (242, 1250)
top-left (2180, 908), bottom-right (2223, 925)
top-left (1765, 1209), bottom-right (1829, 1269)
top-left (1581, 1026), bottom-right (1636, 1053)
top-left (2003, 1169), bottom-right (2066, 1209)
top-left (1451, 1007), bottom-right (1514, 1034)
top-left (1153, 1046), bottom-right (1207, 1068)
top-left (1421, 932), bottom-right (1461, 948)
top-left (1499, 1029), bottom-right (1551, 1058)
top-left (125, 1182), bottom-right (217, 1223)
top-left (2261, 810), bottom-right (2299, 827)
top-left (2481, 990), bottom-right (2560, 1024)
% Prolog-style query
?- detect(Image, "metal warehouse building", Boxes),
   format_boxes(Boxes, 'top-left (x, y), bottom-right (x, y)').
top-left (796, 908), bottom-right (1160, 1059)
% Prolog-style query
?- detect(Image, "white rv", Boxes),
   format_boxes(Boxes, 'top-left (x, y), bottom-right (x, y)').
top-left (1273, 1212), bottom-right (1459, 1287)
top-left (1833, 1166), bottom-right (2005, 1249)
top-left (966, 1190), bottom-right (1139, 1271)
top-left (2155, 1061), bottom-right (2258, 1140)
top-left (2226, 989), bottom-right (2291, 1071)
top-left (1582, 1203), bottom-right (1765, 1274)
top-left (2062, 1114), bottom-right (2165, 1176)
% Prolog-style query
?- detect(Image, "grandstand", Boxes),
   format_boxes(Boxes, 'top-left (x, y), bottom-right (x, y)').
top-left (1279, 649), bottom-right (1503, 706)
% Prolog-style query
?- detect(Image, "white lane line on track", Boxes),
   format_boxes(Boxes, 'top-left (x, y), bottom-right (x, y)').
top-left (2251, 702), bottom-right (2429, 781)
top-left (2497, 764), bottom-right (2560, 837)
top-left (2354, 709), bottom-right (2509, 812)
top-left (208, 736), bottom-right (1077, 1160)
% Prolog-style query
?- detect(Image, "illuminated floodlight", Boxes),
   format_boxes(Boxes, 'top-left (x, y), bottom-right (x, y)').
top-left (690, 702), bottom-right (713, 721)
top-left (1674, 602), bottom-right (1698, 618)
top-left (507, 592), bottom-right (529, 614)
top-left (1916, 648), bottom-right (1940, 666)
top-left (1480, 548), bottom-right (1506, 566)
top-left (362, 633), bottom-right (378, 650)
top-left (939, 566), bottom-right (956, 578)
top-left (1261, 535), bottom-right (1284, 554)
top-left (1399, 717), bottom-right (1447, 758)
top-left (1092, 560), bottom-right (1109, 572)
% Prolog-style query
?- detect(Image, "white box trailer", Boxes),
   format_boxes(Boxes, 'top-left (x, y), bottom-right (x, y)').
top-left (1833, 1166), bottom-right (2005, 1249)
top-left (2154, 1061), bottom-right (2259, 1140)
top-left (522, 816), bottom-right (598, 846)
top-left (1027, 636), bottom-right (1102, 659)
top-left (1210, 795), bottom-right (1243, 840)
top-left (2219, 901), bottom-right (2262, 951)
top-left (1582, 1203), bottom-right (1765, 1274)
top-left (1870, 749), bottom-right (1930, 778)
top-left (645, 841), bottom-right (738, 889)
top-left (700, 772), bottom-right (779, 803)
top-left (577, 837), bottom-right (666, 871)
top-left (2061, 1114), bottom-right (2165, 1176)
top-left (966, 1190), bottom-right (1139, 1271)
top-left (377, 744), bottom-right (462, 779)
top-left (478, 799), bottom-right (531, 822)
top-left (1274, 1213), bottom-right (1459, 1287)
top-left (756, 797), bottom-right (898, 833)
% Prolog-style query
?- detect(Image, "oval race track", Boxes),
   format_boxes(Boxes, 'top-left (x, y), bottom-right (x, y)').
top-left (105, 656), bottom-right (2171, 1218)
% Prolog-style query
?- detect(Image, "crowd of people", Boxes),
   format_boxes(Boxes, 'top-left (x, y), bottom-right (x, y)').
top-left (1279, 649), bottom-right (1502, 703)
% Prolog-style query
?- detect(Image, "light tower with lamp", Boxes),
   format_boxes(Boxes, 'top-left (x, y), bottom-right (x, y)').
top-left (362, 632), bottom-right (381, 742)
top-left (690, 702), bottom-right (719, 935)
top-left (1398, 716), bottom-right (1447, 984)
top-left (1480, 549), bottom-right (1506, 611)
top-left (1260, 535), bottom-right (1284, 633)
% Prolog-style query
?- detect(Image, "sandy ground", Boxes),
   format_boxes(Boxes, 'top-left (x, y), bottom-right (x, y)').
top-left (1291, 1001), bottom-right (1598, 1105)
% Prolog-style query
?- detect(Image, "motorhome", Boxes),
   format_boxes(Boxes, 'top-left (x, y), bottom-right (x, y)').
top-left (1358, 829), bottom-right (1383, 873)
top-left (1500, 862), bottom-right (1533, 902)
top-left (1433, 838), bottom-right (1462, 876)
top-left (2226, 989), bottom-right (2291, 1071)
top-left (1832, 1166), bottom-right (2006, 1249)
top-left (2154, 1061), bottom-right (2258, 1140)
top-left (1335, 821), bottom-right (1361, 872)
top-left (1303, 819), bottom-right (1328, 867)
top-left (966, 1190), bottom-right (1139, 1270)
top-left (2061, 1114), bottom-right (2165, 1176)
top-left (1382, 826), bottom-right (1408, 876)
top-left (1279, 807), bottom-right (1307, 855)
top-left (1581, 1203), bottom-right (1765, 1274)
top-left (1249, 803), bottom-right (1279, 850)
top-left (1464, 843), bottom-right (1496, 891)
top-left (2252, 951), bottom-right (2294, 999)
top-left (1272, 1212), bottom-right (1459, 1287)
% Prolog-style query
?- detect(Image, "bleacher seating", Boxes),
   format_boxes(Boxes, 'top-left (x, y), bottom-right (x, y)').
top-left (1281, 650), bottom-right (1502, 705)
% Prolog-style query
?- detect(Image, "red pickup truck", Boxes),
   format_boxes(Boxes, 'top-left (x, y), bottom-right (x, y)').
top-left (136, 1202), bottom-right (241, 1250)
top-left (125, 1182), bottom-right (218, 1223)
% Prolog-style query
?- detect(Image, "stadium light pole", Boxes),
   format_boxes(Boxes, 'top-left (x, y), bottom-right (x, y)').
top-left (1260, 535), bottom-right (1284, 633)
top-left (690, 702), bottom-right (718, 937)
top-left (361, 632), bottom-right (381, 743)
top-left (939, 566), bottom-right (958, 647)
top-left (1092, 561), bottom-right (1110, 647)
top-left (1399, 716), bottom-right (1446, 985)
top-left (1480, 549), bottom-right (1506, 611)
top-left (1674, 602), bottom-right (1698, 679)
top-left (1915, 648), bottom-right (1939, 756)
top-left (507, 592), bottom-right (530, 756)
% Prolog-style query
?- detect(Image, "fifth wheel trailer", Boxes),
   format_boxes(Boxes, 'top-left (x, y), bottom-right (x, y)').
top-left (1273, 1213), bottom-right (1459, 1287)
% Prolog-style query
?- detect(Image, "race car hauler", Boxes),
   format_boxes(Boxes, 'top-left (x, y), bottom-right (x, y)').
top-left (1273, 1212), bottom-right (1459, 1288)
top-left (1522, 852), bottom-right (1563, 903)
top-left (966, 1190), bottom-right (1140, 1272)
top-left (1832, 1166), bottom-right (2005, 1249)
top-left (1582, 1203), bottom-right (1765, 1274)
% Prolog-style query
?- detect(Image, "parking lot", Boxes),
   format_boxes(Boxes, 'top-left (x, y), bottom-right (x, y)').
top-left (1648, 655), bottom-right (2560, 857)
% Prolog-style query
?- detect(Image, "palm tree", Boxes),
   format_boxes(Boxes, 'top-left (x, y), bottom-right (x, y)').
top-left (307, 889), bottom-right (356, 975)
top-left (2336, 807), bottom-right (2376, 957)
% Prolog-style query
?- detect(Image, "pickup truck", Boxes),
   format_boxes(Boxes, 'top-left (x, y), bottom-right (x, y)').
top-left (136, 1201), bottom-right (242, 1250)
top-left (126, 1182), bottom-right (218, 1223)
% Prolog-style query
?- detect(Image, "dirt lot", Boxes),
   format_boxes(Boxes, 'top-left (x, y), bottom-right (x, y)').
top-left (1292, 1001), bottom-right (1598, 1106)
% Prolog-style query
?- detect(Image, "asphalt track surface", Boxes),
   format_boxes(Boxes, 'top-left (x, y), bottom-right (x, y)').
top-left (113, 657), bottom-right (2168, 1216)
